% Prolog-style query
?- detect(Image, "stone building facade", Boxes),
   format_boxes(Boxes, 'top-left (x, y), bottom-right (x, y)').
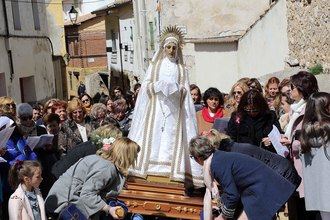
top-left (286, 0), bottom-right (329, 73)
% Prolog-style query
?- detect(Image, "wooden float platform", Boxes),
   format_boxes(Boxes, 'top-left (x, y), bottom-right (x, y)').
top-left (118, 178), bottom-right (203, 219)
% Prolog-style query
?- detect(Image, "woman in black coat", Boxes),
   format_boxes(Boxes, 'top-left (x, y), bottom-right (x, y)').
top-left (189, 137), bottom-right (296, 220)
top-left (227, 89), bottom-right (282, 152)
top-left (205, 129), bottom-right (301, 190)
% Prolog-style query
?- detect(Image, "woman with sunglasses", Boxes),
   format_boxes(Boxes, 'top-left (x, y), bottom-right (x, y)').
top-left (80, 93), bottom-right (93, 116)
top-left (0, 96), bottom-right (17, 118)
top-left (15, 103), bottom-right (47, 138)
top-left (196, 87), bottom-right (225, 134)
top-left (224, 82), bottom-right (249, 117)
top-left (280, 71), bottom-right (319, 220)
top-left (4, 103), bottom-right (46, 166)
top-left (227, 89), bottom-right (281, 152)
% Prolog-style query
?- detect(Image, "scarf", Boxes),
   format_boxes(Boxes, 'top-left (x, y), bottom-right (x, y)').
top-left (202, 107), bottom-right (223, 123)
top-left (284, 99), bottom-right (306, 139)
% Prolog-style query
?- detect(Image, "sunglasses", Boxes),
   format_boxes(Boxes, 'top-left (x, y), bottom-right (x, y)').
top-left (81, 99), bottom-right (90, 103)
top-left (244, 107), bottom-right (260, 113)
top-left (233, 91), bottom-right (242, 95)
top-left (20, 116), bottom-right (33, 121)
top-left (290, 84), bottom-right (296, 90)
top-left (6, 103), bottom-right (16, 108)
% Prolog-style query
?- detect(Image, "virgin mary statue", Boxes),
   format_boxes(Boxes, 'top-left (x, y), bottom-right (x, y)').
top-left (128, 26), bottom-right (203, 187)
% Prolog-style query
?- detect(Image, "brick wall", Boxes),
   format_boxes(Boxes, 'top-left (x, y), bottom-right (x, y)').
top-left (66, 22), bottom-right (107, 69)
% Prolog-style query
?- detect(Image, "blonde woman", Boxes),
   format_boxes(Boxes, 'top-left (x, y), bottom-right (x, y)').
top-left (225, 82), bottom-right (249, 117)
top-left (0, 96), bottom-right (16, 118)
top-left (60, 97), bottom-right (92, 151)
top-left (52, 124), bottom-right (123, 178)
top-left (264, 77), bottom-right (282, 116)
top-left (45, 137), bottom-right (140, 219)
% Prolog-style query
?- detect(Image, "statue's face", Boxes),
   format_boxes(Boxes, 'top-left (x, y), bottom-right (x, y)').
top-left (164, 42), bottom-right (177, 59)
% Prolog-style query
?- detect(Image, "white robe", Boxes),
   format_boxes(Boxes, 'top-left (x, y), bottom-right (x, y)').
top-left (128, 57), bottom-right (203, 186)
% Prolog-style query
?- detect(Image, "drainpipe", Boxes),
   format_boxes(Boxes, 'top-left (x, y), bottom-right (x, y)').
top-left (132, 0), bottom-right (142, 79)
top-left (1, 0), bottom-right (15, 82)
top-left (139, 0), bottom-right (148, 71)
top-left (116, 16), bottom-right (125, 89)
top-left (157, 0), bottom-right (161, 36)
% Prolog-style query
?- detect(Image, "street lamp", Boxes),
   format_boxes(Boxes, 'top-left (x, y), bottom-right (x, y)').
top-left (69, 6), bottom-right (78, 24)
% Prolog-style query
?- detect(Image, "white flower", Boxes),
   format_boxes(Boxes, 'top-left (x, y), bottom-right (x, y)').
top-left (102, 137), bottom-right (116, 145)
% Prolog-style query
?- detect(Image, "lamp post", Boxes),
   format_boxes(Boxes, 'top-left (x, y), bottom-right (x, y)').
top-left (68, 6), bottom-right (78, 24)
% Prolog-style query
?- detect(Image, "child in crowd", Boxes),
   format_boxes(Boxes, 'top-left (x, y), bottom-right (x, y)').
top-left (8, 160), bottom-right (46, 220)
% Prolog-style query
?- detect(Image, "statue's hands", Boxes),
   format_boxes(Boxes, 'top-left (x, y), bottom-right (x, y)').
top-left (154, 81), bottom-right (179, 97)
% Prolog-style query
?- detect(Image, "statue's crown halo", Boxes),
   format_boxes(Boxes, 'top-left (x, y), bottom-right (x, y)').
top-left (160, 25), bottom-right (184, 46)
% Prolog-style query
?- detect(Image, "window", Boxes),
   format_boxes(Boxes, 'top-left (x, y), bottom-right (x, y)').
top-left (111, 30), bottom-right (117, 52)
top-left (31, 0), bottom-right (40, 30)
top-left (11, 0), bottom-right (21, 30)
top-left (69, 72), bottom-right (73, 89)
top-left (73, 39), bottom-right (79, 55)
top-left (19, 76), bottom-right (36, 103)
top-left (0, 73), bottom-right (7, 96)
top-left (130, 51), bottom-right (134, 64)
top-left (130, 26), bottom-right (133, 41)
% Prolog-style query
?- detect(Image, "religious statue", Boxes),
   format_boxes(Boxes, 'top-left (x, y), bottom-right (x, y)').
top-left (128, 26), bottom-right (203, 187)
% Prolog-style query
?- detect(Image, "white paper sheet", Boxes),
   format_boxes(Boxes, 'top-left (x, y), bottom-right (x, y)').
top-left (27, 134), bottom-right (54, 150)
top-left (268, 125), bottom-right (289, 157)
top-left (0, 157), bottom-right (7, 163)
top-left (0, 116), bottom-right (14, 129)
top-left (0, 126), bottom-right (15, 149)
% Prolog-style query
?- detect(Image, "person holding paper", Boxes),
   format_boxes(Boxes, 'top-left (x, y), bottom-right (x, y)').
top-left (280, 71), bottom-right (319, 220)
top-left (227, 89), bottom-right (282, 153)
top-left (15, 103), bottom-right (47, 138)
top-left (35, 113), bottom-right (61, 198)
top-left (5, 103), bottom-right (45, 165)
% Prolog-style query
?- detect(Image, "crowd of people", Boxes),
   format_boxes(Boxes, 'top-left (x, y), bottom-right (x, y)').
top-left (0, 25), bottom-right (329, 220)
top-left (0, 69), bottom-right (328, 220)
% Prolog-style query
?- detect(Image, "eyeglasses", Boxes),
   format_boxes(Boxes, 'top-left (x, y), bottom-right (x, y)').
top-left (81, 99), bottom-right (90, 103)
top-left (5, 103), bottom-right (16, 108)
top-left (244, 107), bottom-right (260, 113)
top-left (20, 116), bottom-right (33, 121)
top-left (72, 109), bottom-right (83, 115)
top-left (233, 91), bottom-right (242, 95)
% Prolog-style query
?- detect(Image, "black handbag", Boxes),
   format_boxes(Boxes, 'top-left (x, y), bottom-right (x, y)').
top-left (58, 159), bottom-right (87, 220)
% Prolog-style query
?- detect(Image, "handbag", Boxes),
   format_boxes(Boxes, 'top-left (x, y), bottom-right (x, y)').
top-left (58, 204), bottom-right (87, 220)
top-left (58, 159), bottom-right (87, 220)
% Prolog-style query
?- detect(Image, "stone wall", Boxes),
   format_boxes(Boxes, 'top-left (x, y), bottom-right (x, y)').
top-left (286, 0), bottom-right (329, 73)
